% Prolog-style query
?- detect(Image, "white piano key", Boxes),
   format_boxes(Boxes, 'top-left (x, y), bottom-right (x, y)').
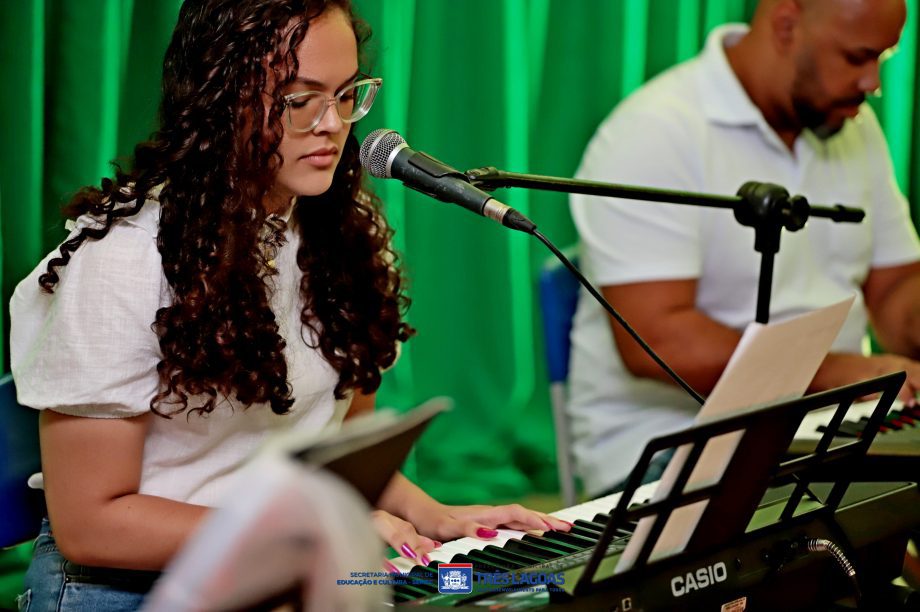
top-left (551, 495), bottom-right (619, 522)
top-left (433, 540), bottom-right (468, 558)
top-left (794, 398), bottom-right (902, 441)
top-left (389, 557), bottom-right (415, 573)
top-left (484, 528), bottom-right (527, 547)
top-left (426, 549), bottom-right (457, 564)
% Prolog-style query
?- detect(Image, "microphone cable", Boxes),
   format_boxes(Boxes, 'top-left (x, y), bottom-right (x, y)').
top-left (361, 128), bottom-right (705, 406)
top-left (533, 229), bottom-right (705, 405)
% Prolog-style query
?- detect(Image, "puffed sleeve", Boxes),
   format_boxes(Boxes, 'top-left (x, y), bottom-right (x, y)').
top-left (10, 206), bottom-right (167, 418)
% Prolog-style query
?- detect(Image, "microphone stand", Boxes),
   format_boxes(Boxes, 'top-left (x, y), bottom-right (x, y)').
top-left (464, 167), bottom-right (865, 325)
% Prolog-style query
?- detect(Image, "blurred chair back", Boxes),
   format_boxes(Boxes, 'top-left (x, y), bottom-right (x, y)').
top-left (537, 252), bottom-right (580, 507)
top-left (0, 374), bottom-right (43, 547)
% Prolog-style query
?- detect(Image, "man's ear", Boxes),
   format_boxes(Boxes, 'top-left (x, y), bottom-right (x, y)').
top-left (770, 0), bottom-right (803, 52)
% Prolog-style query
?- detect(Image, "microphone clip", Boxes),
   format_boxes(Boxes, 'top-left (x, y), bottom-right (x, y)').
top-left (409, 152), bottom-right (471, 182)
top-left (464, 167), bottom-right (503, 192)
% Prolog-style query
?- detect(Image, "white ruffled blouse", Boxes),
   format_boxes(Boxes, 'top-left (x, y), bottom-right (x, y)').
top-left (10, 198), bottom-right (351, 506)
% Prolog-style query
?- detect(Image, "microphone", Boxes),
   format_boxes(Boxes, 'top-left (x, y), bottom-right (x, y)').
top-left (359, 129), bottom-right (536, 233)
top-left (360, 130), bottom-right (706, 406)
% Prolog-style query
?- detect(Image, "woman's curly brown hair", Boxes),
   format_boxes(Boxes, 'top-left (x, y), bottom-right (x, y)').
top-left (38, 0), bottom-right (413, 416)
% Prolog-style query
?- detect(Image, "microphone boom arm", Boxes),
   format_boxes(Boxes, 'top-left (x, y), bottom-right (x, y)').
top-left (465, 166), bottom-right (866, 324)
top-left (465, 167), bottom-right (865, 223)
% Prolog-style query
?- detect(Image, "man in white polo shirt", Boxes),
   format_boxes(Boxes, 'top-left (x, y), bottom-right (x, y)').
top-left (569, 0), bottom-right (920, 496)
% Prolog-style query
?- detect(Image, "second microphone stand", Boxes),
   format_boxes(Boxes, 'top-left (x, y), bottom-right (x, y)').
top-left (464, 167), bottom-right (865, 324)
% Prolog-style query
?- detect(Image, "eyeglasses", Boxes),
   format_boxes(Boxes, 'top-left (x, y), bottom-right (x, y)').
top-left (282, 77), bottom-right (382, 133)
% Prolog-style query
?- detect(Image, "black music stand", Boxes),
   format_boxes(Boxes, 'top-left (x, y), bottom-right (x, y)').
top-left (560, 372), bottom-right (910, 609)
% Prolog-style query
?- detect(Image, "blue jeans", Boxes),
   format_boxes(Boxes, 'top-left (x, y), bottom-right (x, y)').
top-left (17, 520), bottom-right (157, 611)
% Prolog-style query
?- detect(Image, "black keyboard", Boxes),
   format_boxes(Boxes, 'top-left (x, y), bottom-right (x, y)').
top-left (392, 482), bottom-right (920, 610)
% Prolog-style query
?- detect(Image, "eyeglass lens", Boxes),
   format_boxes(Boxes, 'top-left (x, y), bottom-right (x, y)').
top-left (287, 81), bottom-right (376, 131)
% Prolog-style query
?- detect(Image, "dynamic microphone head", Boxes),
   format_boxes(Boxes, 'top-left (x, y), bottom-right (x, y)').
top-left (358, 128), bottom-right (537, 234)
top-left (359, 129), bottom-right (406, 178)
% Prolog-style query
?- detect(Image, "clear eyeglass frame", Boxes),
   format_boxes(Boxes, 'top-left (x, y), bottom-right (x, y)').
top-left (282, 77), bottom-right (382, 133)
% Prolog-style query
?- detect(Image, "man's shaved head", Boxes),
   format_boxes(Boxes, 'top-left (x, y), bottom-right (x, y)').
top-left (746, 0), bottom-right (905, 138)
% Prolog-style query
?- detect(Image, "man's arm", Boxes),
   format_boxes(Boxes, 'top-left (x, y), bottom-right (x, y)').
top-left (604, 276), bottom-right (920, 403)
top-left (863, 260), bottom-right (920, 359)
top-left (602, 279), bottom-right (741, 395)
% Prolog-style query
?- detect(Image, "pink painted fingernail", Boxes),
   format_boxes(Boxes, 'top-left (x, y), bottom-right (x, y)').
top-left (476, 528), bottom-right (498, 538)
top-left (384, 560), bottom-right (400, 574)
top-left (421, 554), bottom-right (431, 565)
top-left (433, 541), bottom-right (443, 548)
top-left (400, 544), bottom-right (417, 559)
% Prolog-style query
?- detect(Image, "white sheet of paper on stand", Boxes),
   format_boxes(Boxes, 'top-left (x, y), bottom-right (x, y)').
top-left (616, 296), bottom-right (855, 573)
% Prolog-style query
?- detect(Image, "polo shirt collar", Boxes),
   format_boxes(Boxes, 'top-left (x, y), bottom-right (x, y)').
top-left (698, 24), bottom-right (763, 126)
top-left (698, 24), bottom-right (794, 153)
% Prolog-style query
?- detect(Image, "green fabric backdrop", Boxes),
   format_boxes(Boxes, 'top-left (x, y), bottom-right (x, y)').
top-left (2, 0), bottom-right (920, 509)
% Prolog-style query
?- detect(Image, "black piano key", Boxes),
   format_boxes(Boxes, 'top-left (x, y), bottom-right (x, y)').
top-left (861, 416), bottom-right (891, 433)
top-left (573, 519), bottom-right (606, 532)
top-left (857, 416), bottom-right (887, 434)
top-left (818, 420), bottom-right (861, 437)
top-left (593, 513), bottom-right (638, 532)
top-left (542, 530), bottom-right (599, 548)
top-left (572, 519), bottom-right (603, 531)
top-left (503, 538), bottom-right (561, 559)
top-left (475, 551), bottom-right (530, 570)
top-left (870, 413), bottom-right (903, 430)
top-left (522, 534), bottom-right (581, 553)
top-left (393, 591), bottom-right (413, 603)
top-left (568, 524), bottom-right (603, 539)
top-left (408, 565), bottom-right (437, 579)
top-left (574, 519), bottom-right (632, 539)
top-left (891, 409), bottom-right (915, 426)
top-left (466, 549), bottom-right (520, 571)
top-left (452, 553), bottom-right (504, 574)
top-left (592, 513), bottom-right (612, 523)
top-left (483, 544), bottom-right (545, 566)
top-left (593, 512), bottom-right (621, 523)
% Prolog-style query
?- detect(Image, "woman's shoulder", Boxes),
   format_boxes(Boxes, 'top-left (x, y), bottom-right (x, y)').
top-left (12, 196), bottom-right (166, 311)
top-left (10, 198), bottom-right (166, 417)
top-left (68, 195), bottom-right (161, 239)
top-left (119, 196), bottom-right (162, 237)
top-left (62, 197), bottom-right (163, 269)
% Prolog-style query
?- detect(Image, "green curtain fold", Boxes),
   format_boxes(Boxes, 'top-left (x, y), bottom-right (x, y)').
top-left (1, 0), bottom-right (918, 505)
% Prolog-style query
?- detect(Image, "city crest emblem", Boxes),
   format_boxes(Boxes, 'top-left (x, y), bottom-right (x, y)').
top-left (438, 563), bottom-right (473, 594)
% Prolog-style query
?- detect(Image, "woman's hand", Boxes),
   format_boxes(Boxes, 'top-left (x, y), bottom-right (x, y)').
top-left (372, 509), bottom-right (439, 569)
top-left (372, 502), bottom-right (574, 569)
top-left (376, 473), bottom-right (573, 556)
top-left (410, 502), bottom-right (572, 543)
